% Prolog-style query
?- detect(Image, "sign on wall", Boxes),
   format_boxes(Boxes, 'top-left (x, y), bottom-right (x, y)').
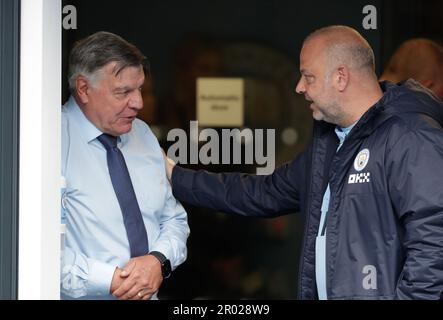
top-left (197, 77), bottom-right (244, 127)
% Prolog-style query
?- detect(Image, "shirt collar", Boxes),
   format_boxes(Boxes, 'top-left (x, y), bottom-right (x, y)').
top-left (335, 120), bottom-right (358, 145)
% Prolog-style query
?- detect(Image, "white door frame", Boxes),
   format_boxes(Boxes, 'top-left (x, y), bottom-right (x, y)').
top-left (19, 0), bottom-right (61, 299)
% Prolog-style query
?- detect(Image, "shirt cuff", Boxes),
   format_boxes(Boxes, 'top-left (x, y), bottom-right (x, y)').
top-left (149, 243), bottom-right (172, 261)
top-left (86, 259), bottom-right (116, 297)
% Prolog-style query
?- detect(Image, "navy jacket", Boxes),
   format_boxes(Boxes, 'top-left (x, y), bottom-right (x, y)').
top-left (171, 80), bottom-right (443, 299)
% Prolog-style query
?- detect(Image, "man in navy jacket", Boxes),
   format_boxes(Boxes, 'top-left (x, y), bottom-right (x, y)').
top-left (165, 26), bottom-right (443, 299)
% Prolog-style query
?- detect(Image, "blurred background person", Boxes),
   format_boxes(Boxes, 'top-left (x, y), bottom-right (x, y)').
top-left (380, 38), bottom-right (443, 100)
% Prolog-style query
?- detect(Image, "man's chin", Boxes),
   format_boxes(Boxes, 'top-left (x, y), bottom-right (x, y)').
top-left (312, 111), bottom-right (324, 122)
top-left (112, 124), bottom-right (133, 136)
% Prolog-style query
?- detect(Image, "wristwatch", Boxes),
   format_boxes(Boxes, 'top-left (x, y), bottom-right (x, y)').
top-left (149, 251), bottom-right (171, 279)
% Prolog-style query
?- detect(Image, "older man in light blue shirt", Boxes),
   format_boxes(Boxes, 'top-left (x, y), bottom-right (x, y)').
top-left (61, 31), bottom-right (189, 300)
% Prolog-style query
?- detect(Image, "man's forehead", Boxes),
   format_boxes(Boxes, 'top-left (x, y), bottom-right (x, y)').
top-left (113, 67), bottom-right (144, 82)
top-left (101, 62), bottom-right (143, 77)
top-left (108, 69), bottom-right (145, 91)
top-left (299, 49), bottom-right (313, 69)
top-left (300, 41), bottom-right (325, 66)
top-left (301, 38), bottom-right (324, 54)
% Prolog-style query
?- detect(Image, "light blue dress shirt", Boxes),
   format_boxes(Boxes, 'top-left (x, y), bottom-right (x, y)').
top-left (61, 96), bottom-right (190, 299)
top-left (316, 122), bottom-right (357, 300)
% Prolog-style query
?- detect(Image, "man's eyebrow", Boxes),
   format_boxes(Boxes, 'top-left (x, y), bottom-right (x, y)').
top-left (113, 86), bottom-right (132, 92)
top-left (301, 71), bottom-right (315, 77)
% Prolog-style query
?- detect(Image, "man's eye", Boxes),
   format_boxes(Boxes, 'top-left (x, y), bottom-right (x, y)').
top-left (305, 75), bottom-right (314, 82)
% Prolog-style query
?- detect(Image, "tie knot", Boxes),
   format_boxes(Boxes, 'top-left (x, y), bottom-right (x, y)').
top-left (97, 133), bottom-right (118, 150)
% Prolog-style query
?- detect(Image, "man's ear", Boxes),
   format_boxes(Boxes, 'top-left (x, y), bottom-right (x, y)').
top-left (335, 65), bottom-right (349, 92)
top-left (76, 75), bottom-right (91, 104)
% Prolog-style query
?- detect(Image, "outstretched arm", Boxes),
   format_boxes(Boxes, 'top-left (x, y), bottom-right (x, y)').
top-left (164, 151), bottom-right (306, 218)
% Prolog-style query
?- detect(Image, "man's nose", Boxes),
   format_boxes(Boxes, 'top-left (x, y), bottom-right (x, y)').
top-left (129, 90), bottom-right (143, 110)
top-left (295, 78), bottom-right (305, 95)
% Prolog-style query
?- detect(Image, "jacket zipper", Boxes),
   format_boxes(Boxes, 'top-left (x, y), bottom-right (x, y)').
top-left (297, 130), bottom-right (319, 299)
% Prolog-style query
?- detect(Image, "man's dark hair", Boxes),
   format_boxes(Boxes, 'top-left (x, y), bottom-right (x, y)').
top-left (68, 31), bottom-right (148, 93)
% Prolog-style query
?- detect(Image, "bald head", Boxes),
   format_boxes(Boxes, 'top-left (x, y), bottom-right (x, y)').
top-left (296, 25), bottom-right (383, 127)
top-left (304, 25), bottom-right (376, 77)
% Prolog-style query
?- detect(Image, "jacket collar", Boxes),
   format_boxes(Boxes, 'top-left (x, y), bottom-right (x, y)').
top-left (381, 79), bottom-right (443, 127)
top-left (315, 84), bottom-right (396, 140)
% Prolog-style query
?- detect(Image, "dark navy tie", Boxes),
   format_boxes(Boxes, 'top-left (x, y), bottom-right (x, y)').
top-left (97, 133), bottom-right (149, 257)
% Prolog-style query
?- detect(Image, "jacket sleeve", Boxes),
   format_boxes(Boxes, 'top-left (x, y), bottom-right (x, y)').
top-left (171, 152), bottom-right (306, 218)
top-left (387, 128), bottom-right (443, 300)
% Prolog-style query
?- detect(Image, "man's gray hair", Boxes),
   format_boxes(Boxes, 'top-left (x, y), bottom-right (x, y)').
top-left (68, 31), bottom-right (148, 93)
top-left (305, 25), bottom-right (376, 74)
top-left (326, 42), bottom-right (375, 72)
